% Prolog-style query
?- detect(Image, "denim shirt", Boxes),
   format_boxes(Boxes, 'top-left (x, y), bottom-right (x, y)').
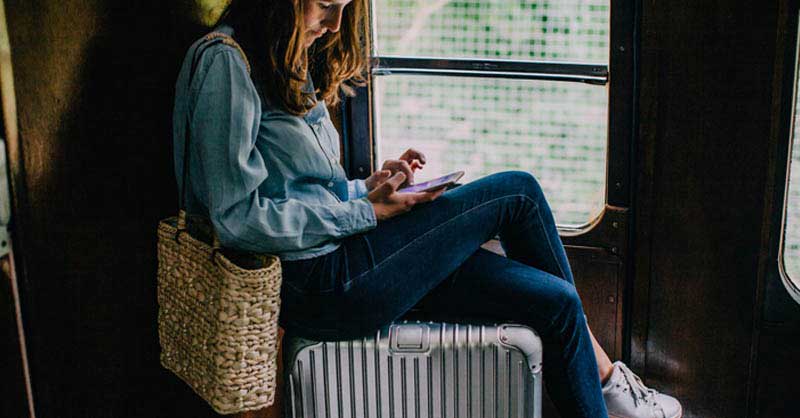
top-left (172, 28), bottom-right (376, 260)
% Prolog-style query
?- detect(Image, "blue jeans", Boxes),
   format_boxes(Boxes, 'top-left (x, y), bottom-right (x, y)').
top-left (279, 171), bottom-right (608, 418)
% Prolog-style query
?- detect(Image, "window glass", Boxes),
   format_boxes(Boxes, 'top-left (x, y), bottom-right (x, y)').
top-left (374, 75), bottom-right (607, 226)
top-left (785, 99), bottom-right (800, 280)
top-left (373, 0), bottom-right (610, 63)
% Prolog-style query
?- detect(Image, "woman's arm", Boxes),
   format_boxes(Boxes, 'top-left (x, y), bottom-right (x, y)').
top-left (186, 47), bottom-right (376, 253)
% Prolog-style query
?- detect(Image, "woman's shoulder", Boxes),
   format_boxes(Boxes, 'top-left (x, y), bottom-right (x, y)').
top-left (183, 28), bottom-right (250, 76)
top-left (174, 29), bottom-right (260, 119)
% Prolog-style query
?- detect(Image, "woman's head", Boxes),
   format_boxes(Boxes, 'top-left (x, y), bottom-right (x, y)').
top-left (303, 0), bottom-right (351, 48)
top-left (219, 0), bottom-right (367, 115)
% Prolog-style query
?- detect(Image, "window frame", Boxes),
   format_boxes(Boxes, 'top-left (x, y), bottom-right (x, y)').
top-left (766, 1), bottom-right (800, 310)
top-left (342, 0), bottom-right (637, 237)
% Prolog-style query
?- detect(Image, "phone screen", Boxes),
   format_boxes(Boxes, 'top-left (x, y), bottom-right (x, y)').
top-left (398, 171), bottom-right (464, 193)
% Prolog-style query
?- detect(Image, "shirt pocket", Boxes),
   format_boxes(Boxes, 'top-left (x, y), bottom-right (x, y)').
top-left (261, 111), bottom-right (330, 179)
top-left (304, 102), bottom-right (342, 164)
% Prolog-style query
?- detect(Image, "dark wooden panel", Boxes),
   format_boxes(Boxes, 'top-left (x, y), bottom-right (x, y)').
top-left (344, 85), bottom-right (373, 179)
top-left (751, 0), bottom-right (800, 414)
top-left (4, 1), bottom-right (224, 416)
top-left (567, 246), bottom-right (624, 360)
top-left (635, 1), bottom-right (779, 417)
top-left (753, 333), bottom-right (800, 418)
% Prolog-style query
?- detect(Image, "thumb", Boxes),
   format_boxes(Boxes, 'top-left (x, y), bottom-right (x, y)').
top-left (375, 172), bottom-right (405, 196)
top-left (386, 171), bottom-right (406, 188)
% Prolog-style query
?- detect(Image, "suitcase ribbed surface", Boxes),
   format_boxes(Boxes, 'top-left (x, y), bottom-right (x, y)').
top-left (285, 322), bottom-right (542, 418)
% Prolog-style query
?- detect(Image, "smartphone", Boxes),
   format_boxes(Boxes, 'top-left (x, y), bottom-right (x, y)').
top-left (398, 171), bottom-right (465, 193)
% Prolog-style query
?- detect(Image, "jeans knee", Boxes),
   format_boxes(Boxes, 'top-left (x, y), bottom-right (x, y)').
top-left (550, 284), bottom-right (586, 332)
top-left (563, 285), bottom-right (584, 314)
top-left (499, 171), bottom-right (544, 203)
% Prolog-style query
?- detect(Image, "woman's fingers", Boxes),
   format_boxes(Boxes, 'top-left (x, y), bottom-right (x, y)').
top-left (369, 169), bottom-right (391, 180)
top-left (385, 171), bottom-right (406, 190)
top-left (364, 169), bottom-right (392, 190)
top-left (371, 172), bottom-right (406, 200)
top-left (403, 188), bottom-right (445, 204)
top-left (376, 149), bottom-right (427, 194)
top-left (400, 148), bottom-right (427, 165)
top-left (427, 187), bottom-right (447, 200)
top-left (369, 174), bottom-right (446, 221)
top-left (381, 160), bottom-right (415, 185)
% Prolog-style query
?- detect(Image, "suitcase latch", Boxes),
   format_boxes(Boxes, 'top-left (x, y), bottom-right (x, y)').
top-left (389, 324), bottom-right (430, 353)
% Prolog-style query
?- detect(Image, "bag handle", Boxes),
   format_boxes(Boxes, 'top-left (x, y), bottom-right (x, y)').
top-left (176, 32), bottom-right (252, 249)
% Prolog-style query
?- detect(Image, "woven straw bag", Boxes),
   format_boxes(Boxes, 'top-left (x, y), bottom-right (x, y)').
top-left (157, 32), bottom-right (282, 415)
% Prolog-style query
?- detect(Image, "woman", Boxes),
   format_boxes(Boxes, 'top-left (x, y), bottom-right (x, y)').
top-left (172, 1), bottom-right (682, 417)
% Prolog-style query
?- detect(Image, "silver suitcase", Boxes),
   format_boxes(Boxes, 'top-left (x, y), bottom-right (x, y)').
top-left (283, 322), bottom-right (543, 418)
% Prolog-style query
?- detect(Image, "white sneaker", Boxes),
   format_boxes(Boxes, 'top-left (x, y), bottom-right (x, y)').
top-left (602, 361), bottom-right (682, 418)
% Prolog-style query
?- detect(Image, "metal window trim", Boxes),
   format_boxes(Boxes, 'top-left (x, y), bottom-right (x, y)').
top-left (372, 56), bottom-right (609, 85)
top-left (373, 67), bottom-right (607, 83)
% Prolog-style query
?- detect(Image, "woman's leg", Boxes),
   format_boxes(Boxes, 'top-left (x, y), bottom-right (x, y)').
top-left (476, 172), bottom-right (615, 384)
top-left (280, 171), bottom-right (607, 417)
top-left (591, 328), bottom-right (615, 382)
top-left (415, 248), bottom-right (608, 418)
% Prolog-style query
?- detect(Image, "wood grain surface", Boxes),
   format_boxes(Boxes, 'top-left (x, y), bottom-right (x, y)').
top-left (633, 1), bottom-right (793, 417)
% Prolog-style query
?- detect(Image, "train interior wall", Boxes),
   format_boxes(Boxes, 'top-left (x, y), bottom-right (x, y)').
top-left (2, 0), bottom-right (800, 417)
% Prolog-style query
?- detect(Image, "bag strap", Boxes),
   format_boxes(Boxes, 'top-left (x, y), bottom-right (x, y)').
top-left (177, 32), bottom-right (251, 240)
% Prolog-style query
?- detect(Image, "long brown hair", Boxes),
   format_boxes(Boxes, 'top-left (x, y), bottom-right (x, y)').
top-left (218, 0), bottom-right (368, 115)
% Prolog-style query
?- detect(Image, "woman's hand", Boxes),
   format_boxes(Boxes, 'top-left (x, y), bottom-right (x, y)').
top-left (368, 172), bottom-right (445, 221)
top-left (379, 148), bottom-right (427, 187)
top-left (364, 169), bottom-right (392, 191)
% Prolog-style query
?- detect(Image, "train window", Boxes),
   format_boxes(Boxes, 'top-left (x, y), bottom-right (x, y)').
top-left (373, 76), bottom-right (607, 225)
top-left (369, 0), bottom-right (610, 227)
top-left (781, 13), bottom-right (800, 302)
top-left (373, 0), bottom-right (609, 62)
top-left (784, 76), bottom-right (800, 288)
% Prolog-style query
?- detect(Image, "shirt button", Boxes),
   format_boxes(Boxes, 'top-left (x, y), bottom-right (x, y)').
top-left (327, 182), bottom-right (334, 187)
top-left (330, 157), bottom-right (338, 163)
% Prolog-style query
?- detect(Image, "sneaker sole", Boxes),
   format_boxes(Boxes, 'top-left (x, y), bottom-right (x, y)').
top-left (608, 405), bottom-right (683, 418)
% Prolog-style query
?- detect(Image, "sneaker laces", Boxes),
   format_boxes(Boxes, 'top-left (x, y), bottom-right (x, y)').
top-left (618, 363), bottom-right (659, 408)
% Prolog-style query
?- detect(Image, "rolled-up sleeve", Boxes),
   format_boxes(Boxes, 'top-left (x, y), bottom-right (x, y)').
top-left (188, 48), bottom-right (376, 254)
